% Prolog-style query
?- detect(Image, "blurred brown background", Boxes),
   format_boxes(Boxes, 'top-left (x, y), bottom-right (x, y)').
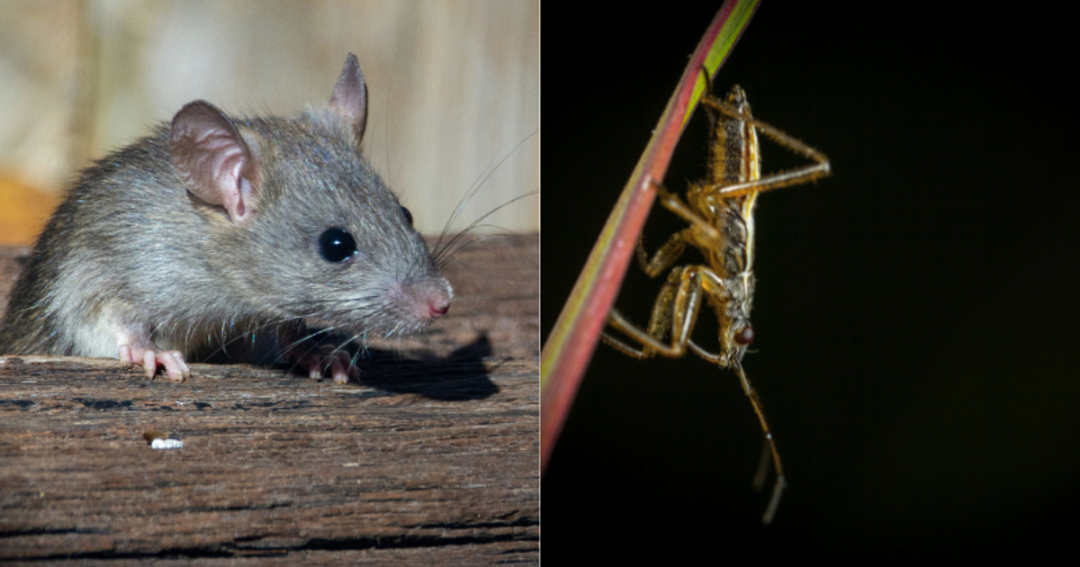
top-left (0, 0), bottom-right (538, 245)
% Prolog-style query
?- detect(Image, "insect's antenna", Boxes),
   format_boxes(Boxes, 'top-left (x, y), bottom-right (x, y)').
top-left (752, 438), bottom-right (772, 491)
top-left (733, 359), bottom-right (786, 525)
top-left (697, 65), bottom-right (723, 129)
top-left (698, 65), bottom-right (715, 99)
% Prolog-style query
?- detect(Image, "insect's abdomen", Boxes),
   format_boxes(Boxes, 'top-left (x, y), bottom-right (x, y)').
top-left (706, 86), bottom-right (760, 280)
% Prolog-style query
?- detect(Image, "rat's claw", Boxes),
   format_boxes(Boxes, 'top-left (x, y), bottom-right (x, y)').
top-left (119, 345), bottom-right (134, 365)
top-left (307, 358), bottom-right (323, 380)
top-left (300, 349), bottom-right (357, 383)
top-left (330, 353), bottom-right (349, 384)
top-left (159, 351), bottom-right (191, 382)
top-left (118, 344), bottom-right (190, 381)
top-left (142, 351), bottom-right (157, 379)
top-left (334, 350), bottom-right (360, 383)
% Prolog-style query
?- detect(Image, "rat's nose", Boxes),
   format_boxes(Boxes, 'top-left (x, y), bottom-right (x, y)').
top-left (403, 277), bottom-right (453, 324)
top-left (429, 299), bottom-right (450, 318)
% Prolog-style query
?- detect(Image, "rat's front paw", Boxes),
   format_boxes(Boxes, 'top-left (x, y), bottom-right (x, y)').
top-left (293, 346), bottom-right (358, 384)
top-left (277, 321), bottom-right (359, 384)
top-left (118, 344), bottom-right (191, 382)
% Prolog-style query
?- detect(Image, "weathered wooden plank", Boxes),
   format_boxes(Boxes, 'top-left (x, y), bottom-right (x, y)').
top-left (0, 236), bottom-right (538, 564)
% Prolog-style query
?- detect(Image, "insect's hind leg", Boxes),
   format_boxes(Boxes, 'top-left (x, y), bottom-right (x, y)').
top-left (603, 266), bottom-right (716, 359)
top-left (602, 274), bottom-right (680, 359)
top-left (699, 96), bottom-right (831, 199)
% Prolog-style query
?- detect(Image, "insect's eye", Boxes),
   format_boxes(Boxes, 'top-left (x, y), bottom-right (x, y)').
top-left (734, 325), bottom-right (754, 345)
top-left (319, 228), bottom-right (357, 263)
top-left (401, 206), bottom-right (413, 226)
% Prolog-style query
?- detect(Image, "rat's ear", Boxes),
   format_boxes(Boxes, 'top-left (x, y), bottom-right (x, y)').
top-left (169, 101), bottom-right (262, 223)
top-left (328, 53), bottom-right (368, 144)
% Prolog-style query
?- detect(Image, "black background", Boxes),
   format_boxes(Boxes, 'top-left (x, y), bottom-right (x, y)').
top-left (542, 2), bottom-right (1080, 562)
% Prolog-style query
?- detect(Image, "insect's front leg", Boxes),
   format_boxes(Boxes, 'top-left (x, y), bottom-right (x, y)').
top-left (650, 181), bottom-right (722, 248)
top-left (637, 228), bottom-right (692, 278)
top-left (603, 265), bottom-right (726, 360)
top-left (602, 270), bottom-right (683, 359)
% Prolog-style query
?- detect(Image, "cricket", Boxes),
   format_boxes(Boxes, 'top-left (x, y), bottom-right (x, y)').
top-left (600, 71), bottom-right (831, 524)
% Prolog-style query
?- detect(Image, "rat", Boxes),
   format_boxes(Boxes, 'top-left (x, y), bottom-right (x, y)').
top-left (0, 53), bottom-right (452, 383)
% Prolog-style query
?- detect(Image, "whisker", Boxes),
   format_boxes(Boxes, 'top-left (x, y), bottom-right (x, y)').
top-left (436, 130), bottom-right (538, 254)
top-left (434, 190), bottom-right (538, 262)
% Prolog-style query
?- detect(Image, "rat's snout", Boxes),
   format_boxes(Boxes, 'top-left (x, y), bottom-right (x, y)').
top-left (396, 277), bottom-right (453, 326)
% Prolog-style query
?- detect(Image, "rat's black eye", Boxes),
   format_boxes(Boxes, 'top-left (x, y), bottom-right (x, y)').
top-left (319, 228), bottom-right (357, 263)
top-left (401, 206), bottom-right (413, 226)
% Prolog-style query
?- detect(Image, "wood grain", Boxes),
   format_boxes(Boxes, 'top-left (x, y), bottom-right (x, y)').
top-left (0, 236), bottom-right (538, 564)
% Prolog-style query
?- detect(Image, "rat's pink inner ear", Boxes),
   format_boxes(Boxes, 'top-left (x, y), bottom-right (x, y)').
top-left (169, 100), bottom-right (261, 223)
